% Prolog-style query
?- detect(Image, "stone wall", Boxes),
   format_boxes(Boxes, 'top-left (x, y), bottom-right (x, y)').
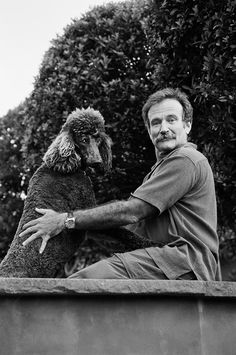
top-left (0, 279), bottom-right (236, 355)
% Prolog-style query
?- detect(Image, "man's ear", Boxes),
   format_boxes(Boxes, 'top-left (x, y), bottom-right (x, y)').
top-left (184, 121), bottom-right (192, 135)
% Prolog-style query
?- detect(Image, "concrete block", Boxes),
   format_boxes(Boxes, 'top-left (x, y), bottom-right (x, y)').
top-left (0, 279), bottom-right (236, 355)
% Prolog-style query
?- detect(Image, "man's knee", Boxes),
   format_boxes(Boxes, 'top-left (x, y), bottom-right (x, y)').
top-left (68, 259), bottom-right (111, 279)
top-left (68, 262), bottom-right (101, 279)
top-left (68, 257), bottom-right (129, 279)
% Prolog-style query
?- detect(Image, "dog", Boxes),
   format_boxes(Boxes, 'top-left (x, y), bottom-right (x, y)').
top-left (0, 108), bottom-right (155, 278)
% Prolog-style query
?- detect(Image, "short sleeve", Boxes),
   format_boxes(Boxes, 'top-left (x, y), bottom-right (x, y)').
top-left (131, 155), bottom-right (197, 214)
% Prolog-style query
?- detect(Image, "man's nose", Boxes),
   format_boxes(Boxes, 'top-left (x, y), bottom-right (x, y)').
top-left (160, 121), bottom-right (169, 135)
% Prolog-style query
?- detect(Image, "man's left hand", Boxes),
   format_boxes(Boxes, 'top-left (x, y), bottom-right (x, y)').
top-left (20, 208), bottom-right (67, 254)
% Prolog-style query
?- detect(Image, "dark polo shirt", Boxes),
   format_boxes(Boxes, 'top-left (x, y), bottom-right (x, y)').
top-left (127, 143), bottom-right (221, 281)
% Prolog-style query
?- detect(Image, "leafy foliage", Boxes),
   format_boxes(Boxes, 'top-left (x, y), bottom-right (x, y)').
top-left (146, 0), bottom-right (236, 258)
top-left (0, 105), bottom-right (27, 257)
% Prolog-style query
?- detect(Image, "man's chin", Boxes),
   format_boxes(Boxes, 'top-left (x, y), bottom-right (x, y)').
top-left (156, 140), bottom-right (175, 153)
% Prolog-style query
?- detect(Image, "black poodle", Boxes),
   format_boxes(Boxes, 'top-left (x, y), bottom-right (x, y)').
top-left (0, 108), bottom-right (155, 278)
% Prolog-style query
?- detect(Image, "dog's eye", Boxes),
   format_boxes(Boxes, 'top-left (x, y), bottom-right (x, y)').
top-left (80, 137), bottom-right (89, 144)
top-left (93, 131), bottom-right (102, 143)
top-left (96, 136), bottom-right (102, 144)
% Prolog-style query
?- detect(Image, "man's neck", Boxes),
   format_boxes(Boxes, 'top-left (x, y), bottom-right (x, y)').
top-left (156, 143), bottom-right (190, 161)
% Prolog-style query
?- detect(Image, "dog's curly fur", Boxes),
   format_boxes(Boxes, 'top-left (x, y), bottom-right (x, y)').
top-left (0, 108), bottom-right (155, 278)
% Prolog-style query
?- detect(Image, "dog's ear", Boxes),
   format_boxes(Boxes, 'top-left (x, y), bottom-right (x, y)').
top-left (43, 131), bottom-right (82, 173)
top-left (99, 133), bottom-right (112, 172)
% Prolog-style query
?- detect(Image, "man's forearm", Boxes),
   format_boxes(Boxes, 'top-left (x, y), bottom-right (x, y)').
top-left (73, 200), bottom-right (139, 230)
top-left (20, 197), bottom-right (157, 250)
top-left (72, 197), bottom-right (158, 230)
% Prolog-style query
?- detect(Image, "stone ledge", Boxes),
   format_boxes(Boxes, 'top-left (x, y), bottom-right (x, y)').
top-left (0, 278), bottom-right (236, 298)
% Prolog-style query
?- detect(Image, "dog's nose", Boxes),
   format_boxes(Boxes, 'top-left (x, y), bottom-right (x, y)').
top-left (86, 137), bottom-right (103, 165)
top-left (86, 153), bottom-right (103, 165)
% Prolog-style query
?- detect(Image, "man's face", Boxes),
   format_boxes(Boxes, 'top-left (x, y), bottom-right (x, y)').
top-left (147, 99), bottom-right (192, 157)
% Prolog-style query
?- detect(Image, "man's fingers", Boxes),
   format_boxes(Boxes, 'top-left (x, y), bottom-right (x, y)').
top-left (22, 232), bottom-right (51, 254)
top-left (20, 219), bottom-right (39, 232)
top-left (20, 209), bottom-right (50, 234)
top-left (21, 208), bottom-right (50, 232)
top-left (39, 235), bottom-right (51, 254)
top-left (20, 224), bottom-right (39, 238)
top-left (22, 231), bottom-right (42, 246)
top-left (35, 208), bottom-right (51, 215)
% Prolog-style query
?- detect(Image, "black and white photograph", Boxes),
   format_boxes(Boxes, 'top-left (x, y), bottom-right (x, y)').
top-left (0, 0), bottom-right (235, 354)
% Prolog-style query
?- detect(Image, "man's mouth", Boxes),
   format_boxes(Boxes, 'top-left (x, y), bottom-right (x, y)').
top-left (156, 136), bottom-right (174, 143)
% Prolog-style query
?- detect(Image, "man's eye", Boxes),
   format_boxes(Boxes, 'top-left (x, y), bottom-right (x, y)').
top-left (167, 116), bottom-right (177, 123)
top-left (151, 121), bottom-right (161, 126)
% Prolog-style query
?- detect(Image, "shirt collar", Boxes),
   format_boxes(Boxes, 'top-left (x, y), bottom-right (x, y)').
top-left (151, 142), bottom-right (197, 169)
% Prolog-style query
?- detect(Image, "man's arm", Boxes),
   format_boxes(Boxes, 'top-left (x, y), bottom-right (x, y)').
top-left (20, 197), bottom-right (158, 253)
top-left (73, 197), bottom-right (158, 230)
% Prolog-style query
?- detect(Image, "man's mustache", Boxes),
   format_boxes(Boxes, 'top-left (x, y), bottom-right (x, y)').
top-left (156, 134), bottom-right (175, 142)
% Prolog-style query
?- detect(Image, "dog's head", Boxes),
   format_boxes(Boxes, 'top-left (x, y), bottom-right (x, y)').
top-left (43, 108), bottom-right (112, 174)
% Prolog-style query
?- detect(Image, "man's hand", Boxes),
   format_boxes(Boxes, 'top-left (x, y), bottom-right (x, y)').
top-left (20, 208), bottom-right (67, 254)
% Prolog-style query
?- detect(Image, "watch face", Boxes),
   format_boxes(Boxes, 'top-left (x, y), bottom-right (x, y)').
top-left (65, 217), bottom-right (75, 229)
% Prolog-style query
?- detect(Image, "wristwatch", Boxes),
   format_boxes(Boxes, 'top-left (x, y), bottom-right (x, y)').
top-left (64, 211), bottom-right (76, 229)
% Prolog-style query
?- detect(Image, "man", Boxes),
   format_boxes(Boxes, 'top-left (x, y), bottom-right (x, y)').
top-left (20, 88), bottom-right (221, 281)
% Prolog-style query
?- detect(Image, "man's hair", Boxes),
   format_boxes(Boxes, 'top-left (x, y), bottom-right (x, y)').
top-left (142, 88), bottom-right (193, 129)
